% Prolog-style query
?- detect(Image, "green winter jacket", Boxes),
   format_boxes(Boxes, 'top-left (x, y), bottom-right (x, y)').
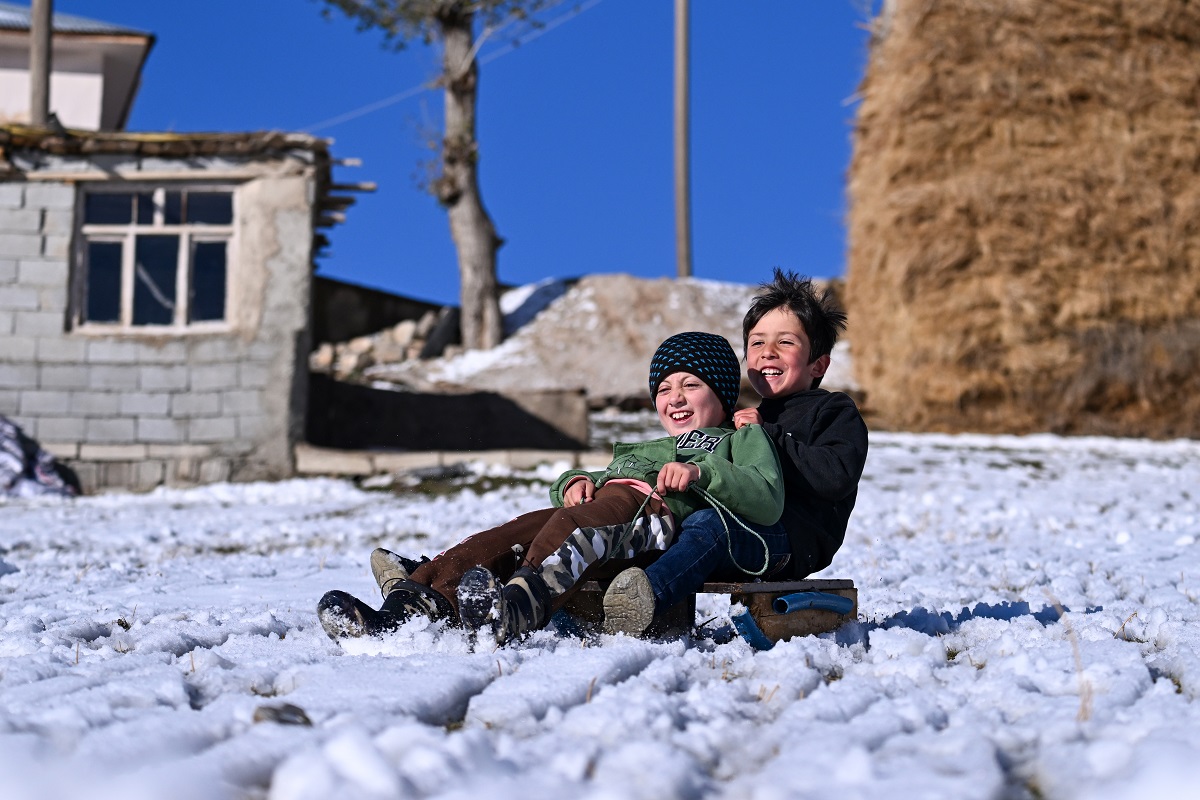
top-left (549, 425), bottom-right (785, 526)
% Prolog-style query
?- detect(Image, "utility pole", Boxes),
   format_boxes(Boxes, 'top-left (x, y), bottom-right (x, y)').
top-left (673, 0), bottom-right (692, 278)
top-left (29, 0), bottom-right (53, 127)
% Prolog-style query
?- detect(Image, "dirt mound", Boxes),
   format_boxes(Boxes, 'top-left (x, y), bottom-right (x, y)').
top-left (847, 0), bottom-right (1200, 438)
top-left (367, 273), bottom-right (857, 407)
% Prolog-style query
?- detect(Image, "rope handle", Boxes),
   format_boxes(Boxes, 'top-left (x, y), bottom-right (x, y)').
top-left (617, 478), bottom-right (771, 578)
top-left (690, 485), bottom-right (771, 577)
top-left (611, 488), bottom-right (663, 554)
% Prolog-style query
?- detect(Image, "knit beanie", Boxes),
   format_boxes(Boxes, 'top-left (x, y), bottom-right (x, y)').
top-left (648, 331), bottom-right (742, 417)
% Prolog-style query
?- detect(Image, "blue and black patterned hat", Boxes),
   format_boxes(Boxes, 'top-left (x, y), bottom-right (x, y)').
top-left (648, 331), bottom-right (742, 416)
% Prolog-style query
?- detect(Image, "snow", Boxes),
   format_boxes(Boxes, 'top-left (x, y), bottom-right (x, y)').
top-left (500, 279), bottom-right (570, 336)
top-left (2, 432), bottom-right (1200, 799)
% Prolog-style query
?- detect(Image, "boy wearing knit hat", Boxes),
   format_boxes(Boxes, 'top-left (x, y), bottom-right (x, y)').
top-left (602, 270), bottom-right (869, 636)
top-left (318, 331), bottom-right (786, 646)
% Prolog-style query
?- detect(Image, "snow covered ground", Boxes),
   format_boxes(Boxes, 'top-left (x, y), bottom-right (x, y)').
top-left (2, 431), bottom-right (1200, 800)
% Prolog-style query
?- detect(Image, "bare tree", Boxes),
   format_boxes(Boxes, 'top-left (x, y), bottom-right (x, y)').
top-left (321, 0), bottom-right (552, 350)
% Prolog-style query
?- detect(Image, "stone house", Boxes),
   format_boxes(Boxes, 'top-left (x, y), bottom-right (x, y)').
top-left (0, 6), bottom-right (360, 491)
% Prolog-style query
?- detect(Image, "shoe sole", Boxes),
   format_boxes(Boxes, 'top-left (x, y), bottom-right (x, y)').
top-left (457, 567), bottom-right (500, 637)
top-left (602, 569), bottom-right (655, 636)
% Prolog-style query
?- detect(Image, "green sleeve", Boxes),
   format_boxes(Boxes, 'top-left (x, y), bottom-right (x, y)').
top-left (549, 469), bottom-right (605, 507)
top-left (691, 425), bottom-right (785, 525)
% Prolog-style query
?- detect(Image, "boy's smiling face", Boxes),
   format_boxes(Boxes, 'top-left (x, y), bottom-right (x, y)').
top-left (655, 371), bottom-right (726, 434)
top-left (746, 307), bottom-right (829, 399)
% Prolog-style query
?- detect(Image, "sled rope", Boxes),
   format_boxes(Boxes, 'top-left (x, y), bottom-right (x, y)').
top-left (611, 481), bottom-right (770, 577)
top-left (690, 485), bottom-right (770, 577)
top-left (617, 489), bottom-right (662, 552)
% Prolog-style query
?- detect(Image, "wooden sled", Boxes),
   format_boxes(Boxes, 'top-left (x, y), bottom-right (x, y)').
top-left (564, 578), bottom-right (858, 647)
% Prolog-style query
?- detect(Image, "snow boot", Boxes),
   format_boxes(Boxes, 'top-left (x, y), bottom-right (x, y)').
top-left (458, 565), bottom-right (552, 646)
top-left (379, 578), bottom-right (456, 624)
top-left (318, 580), bottom-right (455, 641)
top-left (317, 590), bottom-right (397, 640)
top-left (602, 567), bottom-right (656, 636)
top-left (370, 548), bottom-right (428, 599)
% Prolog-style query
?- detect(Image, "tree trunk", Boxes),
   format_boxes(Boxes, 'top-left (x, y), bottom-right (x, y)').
top-left (434, 7), bottom-right (503, 351)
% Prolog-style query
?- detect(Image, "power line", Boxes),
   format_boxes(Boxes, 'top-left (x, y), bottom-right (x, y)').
top-left (479, 0), bottom-right (603, 66)
top-left (302, 83), bottom-right (430, 133)
top-left (301, 0), bottom-right (604, 134)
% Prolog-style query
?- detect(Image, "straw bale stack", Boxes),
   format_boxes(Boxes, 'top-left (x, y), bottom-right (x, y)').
top-left (847, 0), bottom-right (1200, 437)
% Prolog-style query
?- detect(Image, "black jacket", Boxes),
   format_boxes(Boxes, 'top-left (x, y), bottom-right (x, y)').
top-left (756, 390), bottom-right (868, 577)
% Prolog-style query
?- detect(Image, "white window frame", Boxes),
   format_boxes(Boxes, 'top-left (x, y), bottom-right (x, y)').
top-left (72, 184), bottom-right (238, 333)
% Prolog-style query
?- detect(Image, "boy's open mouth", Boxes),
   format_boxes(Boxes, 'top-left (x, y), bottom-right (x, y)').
top-left (669, 410), bottom-right (693, 421)
top-left (760, 367), bottom-right (783, 377)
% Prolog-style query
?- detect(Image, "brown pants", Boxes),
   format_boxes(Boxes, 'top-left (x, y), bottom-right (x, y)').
top-left (410, 483), bottom-right (664, 615)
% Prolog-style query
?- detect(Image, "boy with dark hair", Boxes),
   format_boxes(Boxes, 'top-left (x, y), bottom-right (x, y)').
top-left (318, 331), bottom-right (786, 646)
top-left (601, 269), bottom-right (869, 636)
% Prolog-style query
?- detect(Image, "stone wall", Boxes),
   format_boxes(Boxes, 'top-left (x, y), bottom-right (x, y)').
top-left (0, 154), bottom-right (317, 491)
top-left (311, 275), bottom-right (444, 346)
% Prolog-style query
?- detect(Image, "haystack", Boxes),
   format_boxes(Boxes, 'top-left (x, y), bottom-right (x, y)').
top-left (847, 0), bottom-right (1200, 437)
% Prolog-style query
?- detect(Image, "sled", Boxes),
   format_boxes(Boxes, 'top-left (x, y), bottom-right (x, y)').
top-left (565, 578), bottom-right (857, 647)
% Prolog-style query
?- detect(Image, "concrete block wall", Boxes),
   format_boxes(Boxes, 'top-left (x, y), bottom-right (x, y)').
top-left (0, 165), bottom-right (315, 493)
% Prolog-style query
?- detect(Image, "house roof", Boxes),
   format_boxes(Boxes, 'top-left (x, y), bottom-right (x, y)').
top-left (0, 124), bottom-right (374, 243)
top-left (0, 124), bottom-right (331, 159)
top-left (0, 2), bottom-right (151, 37)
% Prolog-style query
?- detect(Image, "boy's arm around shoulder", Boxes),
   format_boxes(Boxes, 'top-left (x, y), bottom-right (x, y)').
top-left (691, 424), bottom-right (785, 526)
top-left (761, 392), bottom-right (868, 502)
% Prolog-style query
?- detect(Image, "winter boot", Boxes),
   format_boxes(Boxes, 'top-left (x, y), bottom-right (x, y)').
top-left (370, 548), bottom-right (428, 599)
top-left (317, 590), bottom-right (397, 640)
top-left (602, 567), bottom-right (656, 636)
top-left (458, 566), bottom-right (552, 646)
top-left (379, 578), bottom-right (457, 624)
top-left (497, 566), bottom-right (553, 644)
top-left (318, 580), bottom-right (456, 642)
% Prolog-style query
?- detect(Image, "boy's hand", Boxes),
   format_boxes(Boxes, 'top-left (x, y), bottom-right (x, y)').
top-left (563, 477), bottom-right (596, 506)
top-left (733, 408), bottom-right (762, 429)
top-left (656, 462), bottom-right (700, 494)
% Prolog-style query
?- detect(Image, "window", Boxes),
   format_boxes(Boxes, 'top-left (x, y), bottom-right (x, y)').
top-left (76, 187), bottom-right (235, 329)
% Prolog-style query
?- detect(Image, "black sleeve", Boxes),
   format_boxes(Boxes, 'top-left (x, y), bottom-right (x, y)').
top-left (761, 394), bottom-right (868, 502)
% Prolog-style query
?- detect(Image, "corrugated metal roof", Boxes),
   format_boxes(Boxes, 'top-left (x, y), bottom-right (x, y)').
top-left (0, 2), bottom-right (150, 37)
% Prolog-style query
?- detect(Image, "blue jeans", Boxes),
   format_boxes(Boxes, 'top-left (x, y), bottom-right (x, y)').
top-left (645, 509), bottom-right (791, 610)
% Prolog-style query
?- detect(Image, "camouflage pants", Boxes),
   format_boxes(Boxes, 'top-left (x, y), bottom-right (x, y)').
top-left (412, 483), bottom-right (674, 615)
top-left (534, 491), bottom-right (675, 598)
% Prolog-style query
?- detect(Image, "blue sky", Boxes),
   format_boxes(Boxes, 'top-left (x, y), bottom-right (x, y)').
top-left (55, 0), bottom-right (875, 305)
